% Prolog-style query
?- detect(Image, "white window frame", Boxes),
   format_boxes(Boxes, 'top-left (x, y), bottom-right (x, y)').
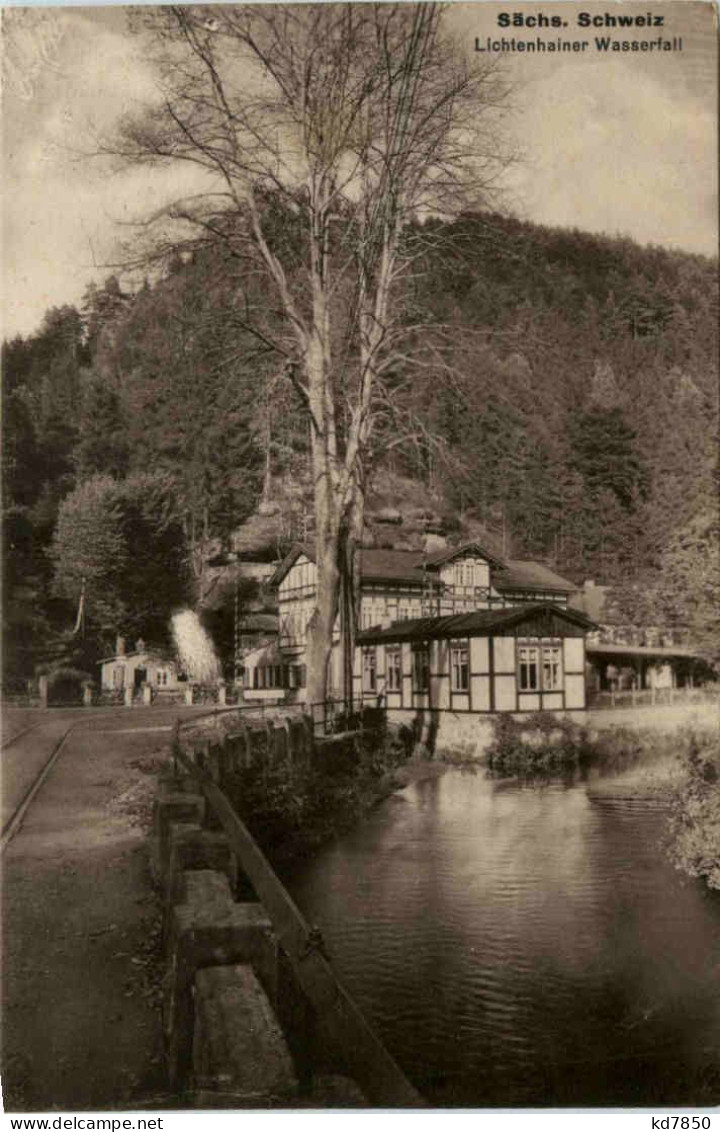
top-left (386, 647), bottom-right (402, 692)
top-left (362, 648), bottom-right (377, 693)
top-left (450, 640), bottom-right (469, 692)
top-left (518, 644), bottom-right (540, 691)
top-left (518, 639), bottom-right (563, 692)
top-left (542, 644), bottom-right (563, 691)
top-left (453, 561), bottom-right (475, 588)
top-left (412, 644), bottom-right (430, 692)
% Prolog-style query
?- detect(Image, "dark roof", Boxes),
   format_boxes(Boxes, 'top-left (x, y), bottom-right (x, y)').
top-left (358, 548), bottom-right (431, 584)
top-left (237, 613), bottom-right (279, 633)
top-left (270, 544), bottom-right (313, 587)
top-left (420, 541), bottom-right (506, 570)
top-left (359, 603), bottom-right (595, 644)
top-left (272, 542), bottom-right (576, 595)
top-left (586, 643), bottom-right (705, 660)
top-left (495, 560), bottom-right (576, 593)
top-left (100, 647), bottom-right (174, 664)
top-left (272, 544), bottom-right (435, 587)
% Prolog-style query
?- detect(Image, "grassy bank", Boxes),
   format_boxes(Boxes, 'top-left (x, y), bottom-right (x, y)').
top-left (666, 731), bottom-right (720, 890)
top-left (479, 713), bottom-right (719, 890)
top-left (189, 718), bottom-right (416, 869)
top-left (178, 709), bottom-right (719, 891)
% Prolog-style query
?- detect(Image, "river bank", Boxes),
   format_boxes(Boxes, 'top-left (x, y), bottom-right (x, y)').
top-left (473, 715), bottom-right (719, 891)
top-left (175, 706), bottom-right (718, 887)
top-left (179, 715), bottom-right (441, 871)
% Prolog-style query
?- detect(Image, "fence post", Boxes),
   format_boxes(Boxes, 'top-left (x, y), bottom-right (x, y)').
top-left (239, 720), bottom-right (253, 768)
top-left (265, 720), bottom-right (275, 768)
top-left (302, 711), bottom-right (314, 759)
top-left (284, 718), bottom-right (294, 765)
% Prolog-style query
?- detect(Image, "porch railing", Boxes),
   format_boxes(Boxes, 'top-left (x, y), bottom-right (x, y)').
top-left (587, 685), bottom-right (719, 710)
top-left (305, 696), bottom-right (385, 737)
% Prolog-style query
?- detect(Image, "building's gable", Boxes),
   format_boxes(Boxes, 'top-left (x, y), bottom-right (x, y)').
top-left (501, 606), bottom-right (587, 639)
top-left (436, 551), bottom-right (492, 593)
top-left (421, 541), bottom-right (505, 571)
top-left (278, 553), bottom-right (316, 600)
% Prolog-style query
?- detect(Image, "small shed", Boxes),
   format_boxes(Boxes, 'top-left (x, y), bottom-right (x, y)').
top-left (100, 636), bottom-right (181, 692)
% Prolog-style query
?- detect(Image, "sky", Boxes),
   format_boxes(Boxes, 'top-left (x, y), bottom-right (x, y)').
top-left (2, 0), bottom-right (718, 339)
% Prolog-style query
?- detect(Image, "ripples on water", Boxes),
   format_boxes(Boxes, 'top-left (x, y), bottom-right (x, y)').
top-left (287, 770), bottom-right (720, 1107)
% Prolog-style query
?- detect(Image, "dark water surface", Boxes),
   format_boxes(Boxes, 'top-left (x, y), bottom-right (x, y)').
top-left (286, 769), bottom-right (720, 1107)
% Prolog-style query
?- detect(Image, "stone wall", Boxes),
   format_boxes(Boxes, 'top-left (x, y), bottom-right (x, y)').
top-left (387, 707), bottom-right (589, 758)
top-left (151, 766), bottom-right (368, 1107)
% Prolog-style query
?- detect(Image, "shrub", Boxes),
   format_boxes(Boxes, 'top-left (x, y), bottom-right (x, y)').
top-left (667, 732), bottom-right (720, 889)
top-left (43, 666), bottom-right (93, 705)
top-left (213, 714), bottom-right (406, 865)
top-left (485, 712), bottom-right (594, 775)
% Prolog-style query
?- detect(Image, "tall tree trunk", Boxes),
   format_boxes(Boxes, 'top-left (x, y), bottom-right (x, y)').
top-left (306, 527), bottom-right (341, 706)
top-left (303, 299), bottom-right (342, 707)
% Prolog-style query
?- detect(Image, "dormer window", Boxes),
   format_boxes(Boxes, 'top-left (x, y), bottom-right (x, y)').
top-left (453, 561), bottom-right (474, 588)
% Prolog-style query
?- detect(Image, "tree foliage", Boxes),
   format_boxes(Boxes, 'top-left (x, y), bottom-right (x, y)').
top-left (2, 195), bottom-right (716, 685)
top-left (51, 474), bottom-right (190, 651)
top-left (103, 1), bottom-right (513, 701)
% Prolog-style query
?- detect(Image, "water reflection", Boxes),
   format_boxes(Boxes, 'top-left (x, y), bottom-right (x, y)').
top-left (287, 769), bottom-right (720, 1107)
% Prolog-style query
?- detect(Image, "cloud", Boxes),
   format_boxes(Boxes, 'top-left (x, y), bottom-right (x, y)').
top-left (3, 3), bottom-right (717, 340)
top-left (509, 59), bottom-right (717, 255)
top-left (2, 8), bottom-right (171, 336)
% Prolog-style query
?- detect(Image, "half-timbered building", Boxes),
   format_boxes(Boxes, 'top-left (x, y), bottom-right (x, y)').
top-left (355, 604), bottom-right (591, 716)
top-left (242, 543), bottom-right (590, 712)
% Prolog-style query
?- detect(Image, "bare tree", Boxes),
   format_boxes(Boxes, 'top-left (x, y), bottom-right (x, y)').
top-left (104, 3), bottom-right (512, 704)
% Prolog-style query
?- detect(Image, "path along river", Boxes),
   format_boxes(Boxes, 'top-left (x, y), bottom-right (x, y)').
top-left (286, 767), bottom-right (720, 1107)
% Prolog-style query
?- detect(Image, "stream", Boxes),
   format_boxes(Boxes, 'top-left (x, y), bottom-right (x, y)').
top-left (286, 767), bottom-right (720, 1107)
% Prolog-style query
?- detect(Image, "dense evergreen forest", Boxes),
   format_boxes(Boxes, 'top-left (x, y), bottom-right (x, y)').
top-left (3, 212), bottom-right (718, 688)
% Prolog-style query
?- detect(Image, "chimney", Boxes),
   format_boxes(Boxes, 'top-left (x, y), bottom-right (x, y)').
top-left (116, 636), bottom-right (126, 656)
top-left (424, 532), bottom-right (448, 553)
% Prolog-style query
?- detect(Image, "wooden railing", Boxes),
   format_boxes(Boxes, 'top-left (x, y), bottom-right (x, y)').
top-left (588, 686), bottom-right (719, 710)
top-left (172, 717), bottom-right (423, 1108)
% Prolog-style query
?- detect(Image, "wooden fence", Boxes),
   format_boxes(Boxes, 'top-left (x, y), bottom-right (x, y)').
top-left (172, 717), bottom-right (423, 1107)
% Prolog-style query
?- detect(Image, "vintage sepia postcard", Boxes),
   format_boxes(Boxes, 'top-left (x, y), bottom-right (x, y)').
top-left (2, 0), bottom-right (718, 1123)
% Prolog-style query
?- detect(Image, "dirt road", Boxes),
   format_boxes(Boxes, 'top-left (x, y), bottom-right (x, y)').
top-left (1, 708), bottom-right (207, 1111)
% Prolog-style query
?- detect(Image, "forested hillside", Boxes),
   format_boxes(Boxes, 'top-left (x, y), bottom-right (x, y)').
top-left (3, 212), bottom-right (717, 686)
